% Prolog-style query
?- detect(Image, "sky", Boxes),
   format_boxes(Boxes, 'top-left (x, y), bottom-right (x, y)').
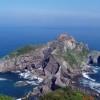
top-left (0, 0), bottom-right (100, 28)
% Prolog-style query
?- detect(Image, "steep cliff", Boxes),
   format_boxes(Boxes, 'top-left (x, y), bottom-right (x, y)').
top-left (0, 34), bottom-right (97, 99)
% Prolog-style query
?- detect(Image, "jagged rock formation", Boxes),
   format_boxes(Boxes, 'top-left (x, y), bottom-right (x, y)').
top-left (88, 51), bottom-right (100, 66)
top-left (0, 34), bottom-right (98, 99)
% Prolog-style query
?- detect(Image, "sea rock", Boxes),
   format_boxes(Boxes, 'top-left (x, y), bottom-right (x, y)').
top-left (15, 81), bottom-right (29, 87)
top-left (0, 34), bottom-right (96, 99)
top-left (44, 55), bottom-right (60, 76)
top-left (88, 51), bottom-right (100, 66)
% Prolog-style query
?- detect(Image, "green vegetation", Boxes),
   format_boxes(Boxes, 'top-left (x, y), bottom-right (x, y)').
top-left (8, 45), bottom-right (41, 58)
top-left (40, 87), bottom-right (93, 100)
top-left (0, 94), bottom-right (15, 100)
top-left (63, 48), bottom-right (90, 68)
top-left (64, 49), bottom-right (77, 66)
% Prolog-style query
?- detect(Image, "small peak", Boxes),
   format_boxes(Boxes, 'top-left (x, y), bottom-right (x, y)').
top-left (59, 34), bottom-right (68, 39)
top-left (59, 33), bottom-right (75, 42)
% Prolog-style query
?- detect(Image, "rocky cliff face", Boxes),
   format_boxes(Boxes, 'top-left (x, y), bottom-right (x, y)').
top-left (0, 34), bottom-right (97, 99)
top-left (88, 51), bottom-right (100, 66)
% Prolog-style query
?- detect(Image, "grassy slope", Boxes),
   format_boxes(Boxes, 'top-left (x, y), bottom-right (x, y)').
top-left (63, 48), bottom-right (90, 68)
top-left (40, 87), bottom-right (94, 100)
top-left (0, 94), bottom-right (15, 100)
top-left (8, 45), bottom-right (41, 58)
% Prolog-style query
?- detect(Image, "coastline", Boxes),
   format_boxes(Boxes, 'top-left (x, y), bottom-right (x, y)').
top-left (71, 73), bottom-right (100, 98)
top-left (0, 34), bottom-right (100, 100)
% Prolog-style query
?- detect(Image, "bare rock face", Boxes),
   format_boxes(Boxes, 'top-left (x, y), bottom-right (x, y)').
top-left (88, 51), bottom-right (100, 65)
top-left (97, 56), bottom-right (100, 66)
top-left (0, 48), bottom-right (45, 72)
top-left (44, 55), bottom-right (60, 76)
top-left (60, 34), bottom-right (76, 49)
top-left (0, 34), bottom-right (92, 99)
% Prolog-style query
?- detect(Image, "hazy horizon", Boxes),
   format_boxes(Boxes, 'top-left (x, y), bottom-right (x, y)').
top-left (0, 0), bottom-right (100, 28)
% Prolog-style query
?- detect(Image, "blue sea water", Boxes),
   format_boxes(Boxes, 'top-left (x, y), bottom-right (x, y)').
top-left (0, 72), bottom-right (35, 98)
top-left (0, 27), bottom-right (100, 58)
top-left (0, 27), bottom-right (100, 98)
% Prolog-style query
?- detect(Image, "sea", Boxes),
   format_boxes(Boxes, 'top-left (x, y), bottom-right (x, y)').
top-left (0, 27), bottom-right (100, 98)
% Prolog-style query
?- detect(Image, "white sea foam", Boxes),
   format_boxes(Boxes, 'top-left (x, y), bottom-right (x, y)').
top-left (18, 70), bottom-right (43, 86)
top-left (79, 78), bottom-right (100, 93)
top-left (28, 76), bottom-right (34, 80)
top-left (27, 81), bottom-right (39, 85)
top-left (81, 65), bottom-right (100, 93)
top-left (17, 99), bottom-right (21, 100)
top-left (82, 72), bottom-right (95, 82)
top-left (19, 70), bottom-right (30, 79)
top-left (0, 78), bottom-right (7, 81)
top-left (27, 77), bottom-right (43, 85)
top-left (93, 70), bottom-right (98, 73)
top-left (37, 77), bottom-right (43, 83)
top-left (11, 71), bottom-right (21, 73)
top-left (92, 66), bottom-right (100, 73)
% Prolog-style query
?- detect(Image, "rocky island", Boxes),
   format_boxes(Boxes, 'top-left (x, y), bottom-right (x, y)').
top-left (0, 34), bottom-right (100, 100)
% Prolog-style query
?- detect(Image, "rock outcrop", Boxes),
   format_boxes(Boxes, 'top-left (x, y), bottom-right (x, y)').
top-left (88, 51), bottom-right (100, 66)
top-left (0, 34), bottom-right (96, 99)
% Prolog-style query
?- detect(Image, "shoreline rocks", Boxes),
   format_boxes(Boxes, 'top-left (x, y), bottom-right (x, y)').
top-left (0, 34), bottom-right (100, 99)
